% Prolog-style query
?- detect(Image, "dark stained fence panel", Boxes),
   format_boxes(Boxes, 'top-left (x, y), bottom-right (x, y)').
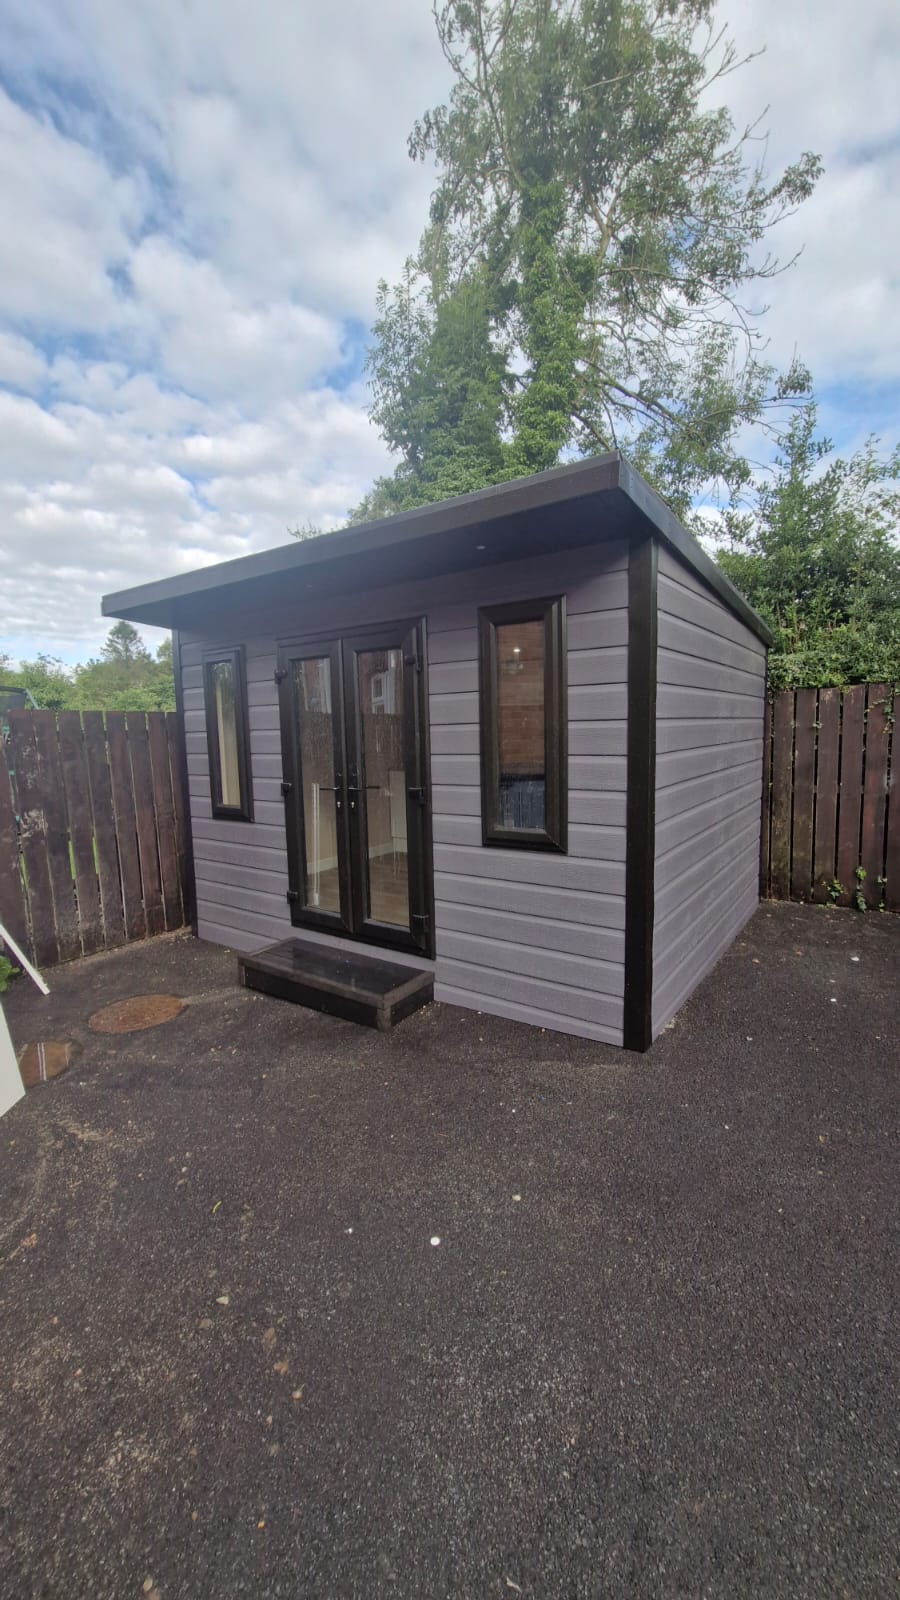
top-left (5, 713), bottom-right (58, 967)
top-left (861, 685), bottom-right (890, 908)
top-left (126, 711), bottom-right (165, 937)
top-left (762, 683), bottom-right (897, 915)
top-left (1, 709), bottom-right (191, 968)
top-left (791, 688), bottom-right (816, 900)
top-left (812, 688), bottom-right (840, 902)
top-left (58, 711), bottom-right (104, 956)
top-left (885, 689), bottom-right (899, 913)
top-left (836, 687), bottom-right (866, 908)
top-left (769, 692), bottom-right (794, 901)
top-left (759, 696), bottom-right (772, 896)
top-left (0, 753), bottom-right (29, 952)
top-left (147, 712), bottom-right (182, 930)
top-left (82, 711), bottom-right (127, 950)
top-left (106, 712), bottom-right (146, 943)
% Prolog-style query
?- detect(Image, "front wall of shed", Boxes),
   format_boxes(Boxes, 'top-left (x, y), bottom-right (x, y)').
top-left (651, 545), bottom-right (766, 1036)
top-left (179, 540), bottom-right (629, 1044)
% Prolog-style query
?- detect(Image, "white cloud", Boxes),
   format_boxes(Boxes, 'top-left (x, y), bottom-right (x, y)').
top-left (0, 0), bottom-right (897, 665)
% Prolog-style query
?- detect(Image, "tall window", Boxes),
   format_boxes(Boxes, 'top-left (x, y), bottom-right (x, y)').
top-left (203, 647), bottom-right (253, 821)
top-left (478, 596), bottom-right (567, 851)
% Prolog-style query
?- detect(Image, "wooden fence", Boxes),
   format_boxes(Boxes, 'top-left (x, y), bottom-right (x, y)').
top-left (761, 683), bottom-right (898, 910)
top-left (0, 709), bottom-right (190, 967)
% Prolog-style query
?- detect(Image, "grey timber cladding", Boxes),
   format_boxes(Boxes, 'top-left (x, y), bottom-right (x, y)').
top-left (651, 545), bottom-right (766, 1036)
top-left (179, 540), bottom-right (630, 1045)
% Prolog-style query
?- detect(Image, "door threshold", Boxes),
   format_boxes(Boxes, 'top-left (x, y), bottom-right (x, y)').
top-left (238, 935), bottom-right (433, 1031)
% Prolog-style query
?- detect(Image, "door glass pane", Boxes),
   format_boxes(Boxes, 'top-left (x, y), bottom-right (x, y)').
top-left (293, 657), bottom-right (340, 914)
top-left (496, 619), bottom-right (545, 829)
top-left (210, 659), bottom-right (241, 807)
top-left (356, 647), bottom-right (409, 928)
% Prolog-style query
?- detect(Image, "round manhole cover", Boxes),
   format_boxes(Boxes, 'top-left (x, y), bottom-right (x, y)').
top-left (88, 994), bottom-right (185, 1034)
top-left (18, 1039), bottom-right (80, 1088)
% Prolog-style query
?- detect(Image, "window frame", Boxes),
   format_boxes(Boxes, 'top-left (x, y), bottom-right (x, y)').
top-left (202, 645), bottom-right (254, 823)
top-left (477, 594), bottom-right (567, 853)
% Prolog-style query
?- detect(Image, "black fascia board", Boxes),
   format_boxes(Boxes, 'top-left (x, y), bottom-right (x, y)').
top-left (101, 451), bottom-right (772, 646)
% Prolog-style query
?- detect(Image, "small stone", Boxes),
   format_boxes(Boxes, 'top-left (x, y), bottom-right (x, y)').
top-left (430, 1236), bottom-right (441, 1247)
top-left (142, 1581), bottom-right (154, 1595)
top-left (215, 1295), bottom-right (230, 1306)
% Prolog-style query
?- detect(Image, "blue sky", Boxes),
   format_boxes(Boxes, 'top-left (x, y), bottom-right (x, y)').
top-left (0, 0), bottom-right (898, 666)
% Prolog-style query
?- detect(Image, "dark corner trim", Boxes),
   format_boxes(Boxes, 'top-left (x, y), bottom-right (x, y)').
top-left (623, 536), bottom-right (658, 1052)
top-left (171, 629), bottom-right (198, 936)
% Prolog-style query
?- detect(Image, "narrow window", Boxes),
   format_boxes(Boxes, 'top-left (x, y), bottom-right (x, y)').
top-left (203, 647), bottom-right (253, 821)
top-left (478, 596), bottom-right (566, 851)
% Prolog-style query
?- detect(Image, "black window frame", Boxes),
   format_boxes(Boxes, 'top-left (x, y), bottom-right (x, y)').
top-left (478, 594), bottom-right (567, 852)
top-left (203, 645), bottom-right (254, 822)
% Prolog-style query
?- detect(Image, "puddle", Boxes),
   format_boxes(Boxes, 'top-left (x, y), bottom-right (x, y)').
top-left (17, 1039), bottom-right (79, 1088)
top-left (88, 995), bottom-right (186, 1034)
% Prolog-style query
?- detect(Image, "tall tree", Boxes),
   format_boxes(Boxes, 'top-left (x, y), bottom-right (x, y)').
top-left (713, 403), bottom-right (900, 689)
top-left (357, 0), bottom-right (821, 523)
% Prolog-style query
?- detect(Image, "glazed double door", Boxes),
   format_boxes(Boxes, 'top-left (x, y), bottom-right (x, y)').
top-left (277, 620), bottom-right (432, 956)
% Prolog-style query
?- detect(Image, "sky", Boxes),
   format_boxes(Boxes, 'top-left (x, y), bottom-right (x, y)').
top-left (0, 0), bottom-right (898, 667)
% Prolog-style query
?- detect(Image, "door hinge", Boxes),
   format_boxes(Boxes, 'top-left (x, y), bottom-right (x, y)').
top-left (404, 650), bottom-right (422, 673)
top-left (411, 912), bottom-right (430, 932)
top-left (280, 780), bottom-right (293, 796)
top-left (407, 785), bottom-right (427, 807)
top-left (286, 889), bottom-right (299, 904)
top-left (274, 666), bottom-right (288, 684)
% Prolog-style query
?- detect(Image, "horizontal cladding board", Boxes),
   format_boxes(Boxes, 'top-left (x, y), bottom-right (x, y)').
top-left (432, 984), bottom-right (622, 1045)
top-left (657, 647), bottom-right (765, 696)
top-left (436, 899), bottom-right (624, 963)
top-left (658, 611), bottom-right (768, 677)
top-left (653, 834), bottom-right (759, 959)
top-left (656, 738), bottom-right (762, 792)
top-left (435, 843), bottom-right (625, 896)
top-left (436, 957), bottom-right (622, 1030)
top-left (429, 721), bottom-right (628, 758)
top-left (654, 797), bottom-right (760, 893)
top-left (436, 871), bottom-right (625, 928)
top-left (658, 570), bottom-right (767, 659)
top-left (654, 816), bottom-right (759, 928)
top-left (192, 816), bottom-right (286, 849)
top-left (195, 879), bottom-right (293, 921)
top-left (654, 758), bottom-right (762, 826)
top-left (654, 776), bottom-right (761, 861)
top-left (656, 684), bottom-right (764, 721)
top-left (193, 837), bottom-right (289, 872)
top-left (437, 929), bottom-right (624, 997)
top-left (652, 869), bottom-right (759, 1033)
top-left (195, 860), bottom-right (288, 896)
top-left (656, 716), bottom-right (762, 755)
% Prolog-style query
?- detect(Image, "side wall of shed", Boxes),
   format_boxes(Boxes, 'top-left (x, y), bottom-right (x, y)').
top-left (178, 539), bottom-right (629, 1044)
top-left (651, 545), bottom-right (766, 1036)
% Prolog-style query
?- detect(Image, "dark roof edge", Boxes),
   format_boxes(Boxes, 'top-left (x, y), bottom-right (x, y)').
top-left (101, 448), bottom-right (772, 646)
top-left (101, 452), bottom-right (622, 621)
top-left (618, 458), bottom-right (773, 647)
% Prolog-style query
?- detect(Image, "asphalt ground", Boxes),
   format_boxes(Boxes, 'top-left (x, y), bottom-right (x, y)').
top-left (1, 901), bottom-right (897, 1599)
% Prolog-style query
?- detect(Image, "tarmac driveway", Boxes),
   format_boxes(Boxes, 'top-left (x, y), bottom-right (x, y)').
top-left (1, 903), bottom-right (897, 1599)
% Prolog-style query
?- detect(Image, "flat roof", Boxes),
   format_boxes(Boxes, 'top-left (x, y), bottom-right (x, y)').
top-left (102, 451), bottom-right (772, 645)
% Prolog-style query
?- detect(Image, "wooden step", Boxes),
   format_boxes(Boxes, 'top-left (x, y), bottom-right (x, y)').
top-left (238, 936), bottom-right (433, 1031)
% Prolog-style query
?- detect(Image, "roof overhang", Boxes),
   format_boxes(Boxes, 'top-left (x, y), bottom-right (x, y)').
top-left (102, 451), bottom-right (772, 646)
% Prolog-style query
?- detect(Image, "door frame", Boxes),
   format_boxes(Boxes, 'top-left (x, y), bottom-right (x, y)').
top-left (276, 616), bottom-right (435, 959)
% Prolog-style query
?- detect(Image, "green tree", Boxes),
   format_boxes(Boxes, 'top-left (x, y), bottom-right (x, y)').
top-left (713, 403), bottom-right (900, 689)
top-left (70, 630), bottom-right (175, 711)
top-left (0, 653), bottom-right (74, 710)
top-left (358, 0), bottom-right (821, 522)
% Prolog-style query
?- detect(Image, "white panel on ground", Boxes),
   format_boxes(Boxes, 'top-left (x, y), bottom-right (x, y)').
top-left (0, 1006), bottom-right (24, 1119)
